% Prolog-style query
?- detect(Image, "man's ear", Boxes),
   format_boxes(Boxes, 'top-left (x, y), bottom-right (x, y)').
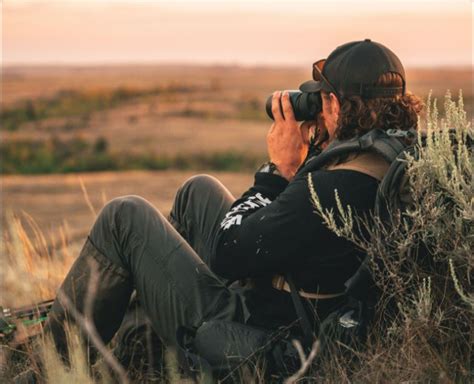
top-left (329, 93), bottom-right (340, 116)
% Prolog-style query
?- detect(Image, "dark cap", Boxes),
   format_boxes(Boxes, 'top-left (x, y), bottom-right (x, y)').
top-left (300, 39), bottom-right (406, 99)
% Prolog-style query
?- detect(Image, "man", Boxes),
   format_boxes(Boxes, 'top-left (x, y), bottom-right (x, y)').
top-left (40, 39), bottom-right (422, 378)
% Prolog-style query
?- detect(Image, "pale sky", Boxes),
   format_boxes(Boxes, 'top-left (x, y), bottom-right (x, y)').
top-left (2, 0), bottom-right (473, 67)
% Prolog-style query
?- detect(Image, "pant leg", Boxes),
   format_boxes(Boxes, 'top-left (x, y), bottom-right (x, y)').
top-left (111, 294), bottom-right (164, 377)
top-left (166, 175), bottom-right (252, 321)
top-left (168, 174), bottom-right (236, 268)
top-left (45, 238), bottom-right (134, 363)
top-left (112, 175), bottom-right (240, 369)
top-left (88, 194), bottom-right (245, 347)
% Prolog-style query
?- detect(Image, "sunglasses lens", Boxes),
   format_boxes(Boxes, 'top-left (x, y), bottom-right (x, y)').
top-left (312, 59), bottom-right (326, 81)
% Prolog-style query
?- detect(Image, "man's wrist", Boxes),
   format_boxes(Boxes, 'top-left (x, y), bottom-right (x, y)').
top-left (276, 166), bottom-right (296, 181)
top-left (257, 162), bottom-right (282, 176)
top-left (273, 163), bottom-right (298, 181)
top-left (254, 167), bottom-right (289, 197)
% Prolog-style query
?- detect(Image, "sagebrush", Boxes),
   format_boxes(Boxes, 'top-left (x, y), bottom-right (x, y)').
top-left (309, 90), bottom-right (473, 382)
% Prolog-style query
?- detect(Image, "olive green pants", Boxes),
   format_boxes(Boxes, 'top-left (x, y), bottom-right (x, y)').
top-left (45, 175), bottom-right (248, 360)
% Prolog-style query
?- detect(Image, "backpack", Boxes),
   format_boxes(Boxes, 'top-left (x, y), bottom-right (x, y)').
top-left (177, 128), bottom-right (417, 382)
top-left (295, 128), bottom-right (417, 357)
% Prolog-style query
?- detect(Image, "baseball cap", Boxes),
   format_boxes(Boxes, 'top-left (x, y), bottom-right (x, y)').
top-left (299, 39), bottom-right (406, 99)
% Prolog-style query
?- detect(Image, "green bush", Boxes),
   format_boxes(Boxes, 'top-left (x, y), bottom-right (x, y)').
top-left (0, 136), bottom-right (264, 174)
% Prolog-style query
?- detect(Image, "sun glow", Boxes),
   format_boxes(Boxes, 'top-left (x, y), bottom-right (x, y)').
top-left (3, 0), bottom-right (472, 67)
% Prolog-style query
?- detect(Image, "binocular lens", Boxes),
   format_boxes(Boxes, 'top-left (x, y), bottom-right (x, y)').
top-left (265, 91), bottom-right (322, 121)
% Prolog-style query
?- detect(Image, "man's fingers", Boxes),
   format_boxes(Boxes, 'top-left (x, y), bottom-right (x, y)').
top-left (281, 91), bottom-right (295, 122)
top-left (271, 91), bottom-right (284, 121)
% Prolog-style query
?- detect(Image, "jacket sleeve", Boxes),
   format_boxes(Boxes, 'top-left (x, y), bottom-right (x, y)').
top-left (219, 172), bottom-right (289, 231)
top-left (210, 170), bottom-right (325, 280)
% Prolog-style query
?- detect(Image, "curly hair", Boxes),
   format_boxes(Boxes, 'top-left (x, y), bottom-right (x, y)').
top-left (324, 72), bottom-right (424, 141)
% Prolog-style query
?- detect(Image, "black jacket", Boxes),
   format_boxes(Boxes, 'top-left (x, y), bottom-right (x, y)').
top-left (210, 168), bottom-right (379, 326)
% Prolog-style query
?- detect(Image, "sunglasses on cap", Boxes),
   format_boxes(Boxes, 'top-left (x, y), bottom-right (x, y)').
top-left (312, 59), bottom-right (339, 99)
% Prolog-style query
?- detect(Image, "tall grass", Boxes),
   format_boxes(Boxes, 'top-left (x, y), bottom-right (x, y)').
top-left (0, 195), bottom-right (188, 383)
top-left (1, 213), bottom-right (76, 308)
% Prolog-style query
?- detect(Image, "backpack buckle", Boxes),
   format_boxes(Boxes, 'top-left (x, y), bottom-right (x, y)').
top-left (386, 129), bottom-right (415, 139)
top-left (359, 134), bottom-right (374, 150)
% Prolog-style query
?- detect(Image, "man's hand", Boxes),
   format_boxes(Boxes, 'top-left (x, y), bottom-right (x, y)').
top-left (267, 91), bottom-right (312, 181)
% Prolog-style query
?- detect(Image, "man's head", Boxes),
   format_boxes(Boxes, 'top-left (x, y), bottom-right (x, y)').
top-left (300, 39), bottom-right (423, 143)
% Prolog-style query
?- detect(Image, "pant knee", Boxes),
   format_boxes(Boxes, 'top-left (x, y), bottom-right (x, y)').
top-left (172, 174), bottom-right (216, 215)
top-left (97, 195), bottom-right (159, 235)
top-left (177, 174), bottom-right (221, 199)
top-left (92, 195), bottom-right (163, 267)
top-left (105, 195), bottom-right (150, 214)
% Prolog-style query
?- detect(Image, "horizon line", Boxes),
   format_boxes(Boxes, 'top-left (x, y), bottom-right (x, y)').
top-left (4, 61), bottom-right (473, 71)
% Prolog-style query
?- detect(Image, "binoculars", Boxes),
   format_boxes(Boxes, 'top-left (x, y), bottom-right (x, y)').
top-left (265, 91), bottom-right (322, 121)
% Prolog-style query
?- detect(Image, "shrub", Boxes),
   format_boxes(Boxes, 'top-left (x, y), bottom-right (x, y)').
top-left (309, 91), bottom-right (473, 382)
top-left (0, 136), bottom-right (265, 174)
top-left (0, 84), bottom-right (205, 131)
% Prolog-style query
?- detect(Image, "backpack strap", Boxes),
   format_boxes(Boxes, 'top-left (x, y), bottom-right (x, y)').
top-left (298, 128), bottom-right (414, 175)
top-left (375, 146), bottom-right (416, 222)
top-left (272, 274), bottom-right (345, 299)
top-left (326, 152), bottom-right (390, 181)
top-left (286, 273), bottom-right (315, 349)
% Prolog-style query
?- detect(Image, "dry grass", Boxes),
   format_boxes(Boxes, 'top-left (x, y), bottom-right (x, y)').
top-left (1, 213), bottom-right (76, 308)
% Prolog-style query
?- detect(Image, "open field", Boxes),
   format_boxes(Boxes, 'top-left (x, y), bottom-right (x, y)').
top-left (4, 65), bottom-right (472, 107)
top-left (2, 65), bottom-right (472, 173)
top-left (1, 64), bottom-right (472, 243)
top-left (1, 64), bottom-right (472, 261)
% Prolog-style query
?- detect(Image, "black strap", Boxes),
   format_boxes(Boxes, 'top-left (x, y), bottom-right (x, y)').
top-left (286, 274), bottom-right (314, 349)
top-left (297, 128), bottom-right (411, 177)
top-left (375, 146), bottom-right (414, 221)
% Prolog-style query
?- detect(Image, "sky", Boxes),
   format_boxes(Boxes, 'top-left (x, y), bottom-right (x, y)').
top-left (2, 0), bottom-right (473, 67)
